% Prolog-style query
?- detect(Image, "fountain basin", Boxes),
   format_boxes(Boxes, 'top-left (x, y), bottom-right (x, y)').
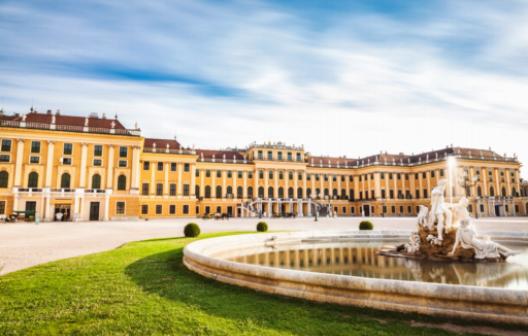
top-left (183, 231), bottom-right (528, 326)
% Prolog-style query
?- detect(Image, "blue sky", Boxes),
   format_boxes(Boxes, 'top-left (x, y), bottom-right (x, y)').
top-left (1, 0), bottom-right (527, 176)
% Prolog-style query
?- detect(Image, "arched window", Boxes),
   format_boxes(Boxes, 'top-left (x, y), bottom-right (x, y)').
top-left (205, 186), bottom-right (211, 198)
top-left (91, 174), bottom-right (101, 190)
top-left (227, 186), bottom-right (233, 197)
top-left (489, 186), bottom-right (495, 197)
top-left (237, 186), bottom-right (243, 198)
top-left (307, 188), bottom-right (312, 197)
top-left (349, 189), bottom-right (355, 201)
top-left (215, 186), bottom-right (222, 198)
top-left (278, 187), bottom-right (284, 198)
top-left (0, 171), bottom-right (8, 188)
top-left (268, 187), bottom-right (274, 198)
top-left (288, 187), bottom-right (294, 198)
top-left (28, 172), bottom-right (39, 188)
top-left (60, 173), bottom-right (71, 189)
top-left (477, 186), bottom-right (482, 197)
top-left (341, 189), bottom-right (346, 199)
top-left (195, 185), bottom-right (200, 198)
top-left (248, 186), bottom-right (253, 198)
top-left (297, 187), bottom-right (303, 199)
top-left (324, 188), bottom-right (329, 196)
top-left (501, 187), bottom-right (507, 197)
top-left (315, 188), bottom-right (321, 198)
top-left (117, 174), bottom-right (127, 190)
top-left (332, 189), bottom-right (338, 197)
top-left (512, 188), bottom-right (517, 197)
top-left (258, 187), bottom-right (264, 198)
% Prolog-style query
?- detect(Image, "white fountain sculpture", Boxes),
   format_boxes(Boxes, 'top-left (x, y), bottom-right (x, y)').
top-left (399, 178), bottom-right (514, 261)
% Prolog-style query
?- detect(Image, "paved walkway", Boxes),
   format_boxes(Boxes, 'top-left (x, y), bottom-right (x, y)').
top-left (0, 217), bottom-right (527, 275)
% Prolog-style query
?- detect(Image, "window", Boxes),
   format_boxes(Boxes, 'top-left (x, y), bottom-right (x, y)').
top-left (170, 184), bottom-right (176, 196)
top-left (0, 201), bottom-right (5, 215)
top-left (28, 172), bottom-right (38, 188)
top-left (183, 205), bottom-right (189, 214)
top-left (60, 173), bottom-right (71, 189)
top-left (1, 139), bottom-right (11, 152)
top-left (117, 175), bottom-right (127, 190)
top-left (157, 162), bottom-right (163, 171)
top-left (116, 201), bottom-right (125, 215)
top-left (143, 161), bottom-right (150, 170)
top-left (279, 172), bottom-right (283, 180)
top-left (31, 141), bottom-right (40, 153)
top-left (142, 183), bottom-right (149, 195)
top-left (216, 186), bottom-right (222, 198)
top-left (94, 145), bottom-right (102, 157)
top-left (267, 151), bottom-right (273, 160)
top-left (184, 163), bottom-right (190, 172)
top-left (171, 162), bottom-right (177, 171)
top-left (62, 157), bottom-right (72, 165)
top-left (216, 171), bottom-right (221, 178)
top-left (195, 169), bottom-right (200, 177)
top-left (0, 171), bottom-right (8, 188)
top-left (206, 170), bottom-right (211, 177)
top-left (237, 186), bottom-right (243, 198)
top-left (287, 152), bottom-right (292, 161)
top-left (30, 156), bottom-right (39, 164)
top-left (227, 171), bottom-right (232, 178)
top-left (93, 159), bottom-right (102, 167)
top-left (278, 152), bottom-right (283, 160)
top-left (119, 146), bottom-right (127, 158)
top-left (183, 184), bottom-right (190, 196)
top-left (237, 171), bottom-right (243, 178)
top-left (170, 204), bottom-right (176, 215)
top-left (118, 160), bottom-right (127, 167)
top-left (63, 143), bottom-right (72, 155)
top-left (431, 171), bottom-right (435, 178)
top-left (156, 204), bottom-right (162, 214)
top-left (205, 186), bottom-right (211, 198)
top-left (296, 153), bottom-right (301, 161)
top-left (269, 171), bottom-right (273, 179)
top-left (156, 183), bottom-right (163, 196)
top-left (141, 204), bottom-right (148, 215)
top-left (248, 186), bottom-right (254, 198)
top-left (91, 174), bottom-right (101, 189)
top-left (0, 155), bottom-right (9, 162)
top-left (248, 172), bottom-right (253, 178)
top-left (259, 171), bottom-right (264, 179)
top-left (423, 189), bottom-right (428, 198)
top-left (258, 150), bottom-right (263, 159)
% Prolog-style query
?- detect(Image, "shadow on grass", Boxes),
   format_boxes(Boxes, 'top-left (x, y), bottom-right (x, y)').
top-left (123, 245), bottom-right (488, 336)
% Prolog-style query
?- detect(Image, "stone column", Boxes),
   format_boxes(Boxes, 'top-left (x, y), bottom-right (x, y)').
top-left (469, 167), bottom-right (476, 197)
top-left (79, 143), bottom-right (88, 188)
top-left (211, 171), bottom-right (217, 198)
top-left (264, 169), bottom-right (269, 198)
top-left (222, 170), bottom-right (227, 198)
top-left (14, 139), bottom-right (24, 187)
top-left (191, 165), bottom-right (196, 196)
top-left (103, 190), bottom-right (111, 221)
top-left (150, 164), bottom-right (155, 195)
top-left (426, 171), bottom-right (431, 199)
top-left (374, 173), bottom-right (381, 199)
top-left (200, 170), bottom-right (205, 197)
top-left (177, 163), bottom-right (184, 196)
top-left (131, 146), bottom-right (141, 192)
top-left (393, 173), bottom-right (399, 200)
top-left (506, 169), bottom-right (512, 197)
top-left (337, 174), bottom-right (342, 199)
top-left (345, 175), bottom-right (350, 199)
top-left (302, 172), bottom-right (307, 198)
top-left (106, 145), bottom-right (114, 189)
top-left (253, 170), bottom-right (258, 199)
top-left (482, 167), bottom-right (488, 196)
top-left (164, 162), bottom-right (169, 195)
top-left (284, 170), bottom-right (289, 198)
top-left (418, 173), bottom-right (423, 199)
top-left (274, 170), bottom-right (279, 198)
top-left (410, 173), bottom-right (416, 199)
top-left (45, 141), bottom-right (54, 188)
top-left (233, 171), bottom-right (238, 198)
top-left (353, 176), bottom-right (359, 200)
top-left (319, 174), bottom-right (324, 198)
top-left (494, 168), bottom-right (500, 197)
top-left (243, 171), bottom-right (248, 199)
top-left (293, 171), bottom-right (299, 199)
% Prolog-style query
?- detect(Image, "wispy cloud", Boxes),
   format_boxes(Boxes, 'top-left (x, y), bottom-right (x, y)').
top-left (0, 0), bottom-right (527, 176)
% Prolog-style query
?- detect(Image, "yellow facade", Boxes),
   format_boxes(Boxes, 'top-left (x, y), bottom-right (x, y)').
top-left (0, 111), bottom-right (527, 221)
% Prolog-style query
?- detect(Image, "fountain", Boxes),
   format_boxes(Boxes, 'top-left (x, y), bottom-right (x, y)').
top-left (183, 156), bottom-right (528, 326)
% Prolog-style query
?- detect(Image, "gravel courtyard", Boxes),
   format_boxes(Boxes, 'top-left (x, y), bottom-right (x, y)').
top-left (1, 217), bottom-right (527, 275)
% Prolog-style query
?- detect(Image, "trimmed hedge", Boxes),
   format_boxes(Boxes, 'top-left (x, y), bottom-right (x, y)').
top-left (359, 220), bottom-right (373, 230)
top-left (256, 221), bottom-right (268, 232)
top-left (184, 223), bottom-right (201, 237)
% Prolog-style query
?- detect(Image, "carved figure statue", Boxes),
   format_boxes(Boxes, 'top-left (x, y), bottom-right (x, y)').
top-left (449, 220), bottom-right (513, 259)
top-left (427, 179), bottom-right (452, 243)
top-left (451, 197), bottom-right (471, 228)
top-left (404, 232), bottom-right (420, 254)
top-left (416, 205), bottom-right (429, 227)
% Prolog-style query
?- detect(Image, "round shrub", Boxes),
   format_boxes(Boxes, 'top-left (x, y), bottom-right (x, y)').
top-left (256, 221), bottom-right (268, 232)
top-left (359, 220), bottom-right (373, 230)
top-left (184, 223), bottom-right (201, 237)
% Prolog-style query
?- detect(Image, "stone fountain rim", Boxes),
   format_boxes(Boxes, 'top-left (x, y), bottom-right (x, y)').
top-left (183, 231), bottom-right (528, 306)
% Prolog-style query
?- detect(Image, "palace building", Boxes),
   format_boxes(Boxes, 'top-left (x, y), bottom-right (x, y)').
top-left (0, 109), bottom-right (526, 221)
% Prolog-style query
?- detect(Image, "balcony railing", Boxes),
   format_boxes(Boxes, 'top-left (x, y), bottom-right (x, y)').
top-left (0, 119), bottom-right (141, 136)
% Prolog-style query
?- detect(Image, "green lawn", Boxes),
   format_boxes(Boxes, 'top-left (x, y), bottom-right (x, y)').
top-left (0, 233), bottom-right (486, 335)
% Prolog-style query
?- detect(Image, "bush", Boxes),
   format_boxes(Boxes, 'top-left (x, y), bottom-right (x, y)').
top-left (184, 223), bottom-right (201, 237)
top-left (256, 221), bottom-right (268, 232)
top-left (359, 220), bottom-right (373, 230)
